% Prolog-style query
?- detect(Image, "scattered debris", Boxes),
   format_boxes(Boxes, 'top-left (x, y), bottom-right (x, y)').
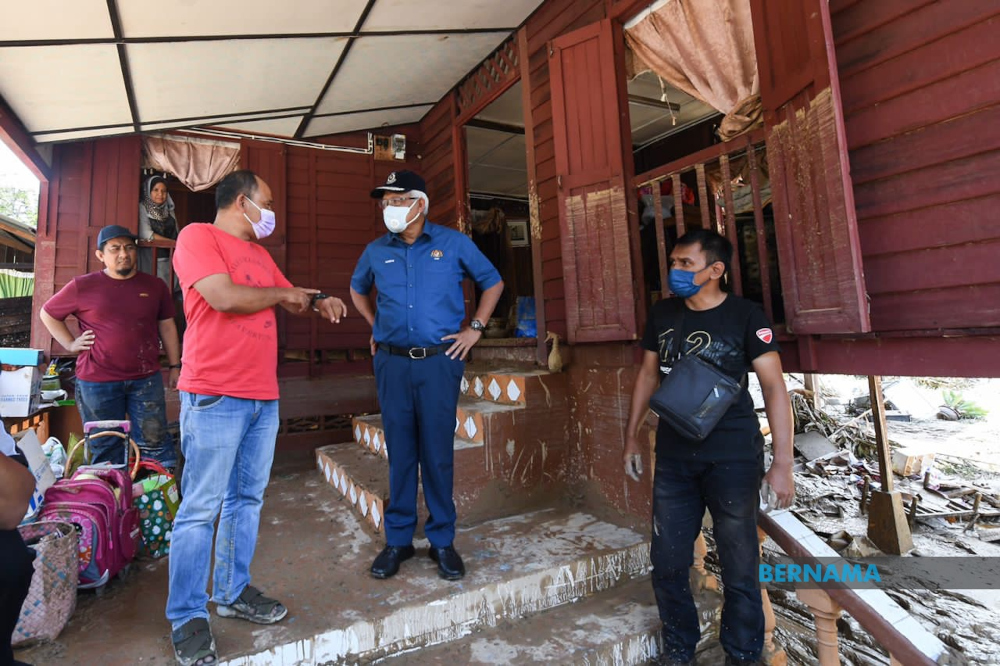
top-left (794, 431), bottom-right (839, 462)
top-left (757, 377), bottom-right (1000, 660)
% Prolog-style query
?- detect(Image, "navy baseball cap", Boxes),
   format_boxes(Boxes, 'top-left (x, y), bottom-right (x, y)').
top-left (96, 224), bottom-right (138, 249)
top-left (370, 170), bottom-right (426, 198)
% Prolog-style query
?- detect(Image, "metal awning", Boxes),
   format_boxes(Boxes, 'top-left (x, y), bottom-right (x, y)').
top-left (0, 0), bottom-right (545, 143)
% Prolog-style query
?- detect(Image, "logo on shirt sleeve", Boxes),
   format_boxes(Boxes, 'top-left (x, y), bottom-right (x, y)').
top-left (756, 328), bottom-right (773, 344)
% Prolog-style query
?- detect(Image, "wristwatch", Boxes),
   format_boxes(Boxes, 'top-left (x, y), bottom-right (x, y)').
top-left (310, 293), bottom-right (330, 311)
top-left (169, 364), bottom-right (181, 369)
top-left (470, 319), bottom-right (485, 332)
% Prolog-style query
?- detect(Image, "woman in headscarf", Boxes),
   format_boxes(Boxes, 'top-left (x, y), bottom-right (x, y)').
top-left (138, 175), bottom-right (178, 286)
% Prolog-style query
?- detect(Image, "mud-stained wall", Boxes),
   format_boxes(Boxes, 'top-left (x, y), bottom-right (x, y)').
top-left (565, 344), bottom-right (654, 520)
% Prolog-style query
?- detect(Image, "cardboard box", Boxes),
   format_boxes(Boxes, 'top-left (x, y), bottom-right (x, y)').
top-left (14, 429), bottom-right (56, 523)
top-left (892, 446), bottom-right (936, 478)
top-left (0, 348), bottom-right (44, 366)
top-left (0, 365), bottom-right (42, 417)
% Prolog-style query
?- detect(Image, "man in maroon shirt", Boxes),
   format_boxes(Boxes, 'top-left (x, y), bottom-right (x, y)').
top-left (40, 224), bottom-right (182, 469)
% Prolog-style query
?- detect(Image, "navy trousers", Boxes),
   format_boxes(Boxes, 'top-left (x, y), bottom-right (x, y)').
top-left (373, 349), bottom-right (465, 548)
top-left (650, 455), bottom-right (765, 663)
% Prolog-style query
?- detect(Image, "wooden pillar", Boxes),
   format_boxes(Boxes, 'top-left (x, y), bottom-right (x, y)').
top-left (866, 376), bottom-right (914, 554)
top-left (804, 374), bottom-right (820, 410)
top-left (795, 588), bottom-right (842, 666)
top-left (758, 527), bottom-right (787, 666)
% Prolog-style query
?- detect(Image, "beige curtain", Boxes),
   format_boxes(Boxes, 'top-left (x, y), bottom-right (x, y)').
top-left (142, 135), bottom-right (241, 192)
top-left (625, 0), bottom-right (761, 141)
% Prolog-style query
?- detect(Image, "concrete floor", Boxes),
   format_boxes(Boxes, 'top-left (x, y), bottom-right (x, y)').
top-left (15, 463), bottom-right (657, 666)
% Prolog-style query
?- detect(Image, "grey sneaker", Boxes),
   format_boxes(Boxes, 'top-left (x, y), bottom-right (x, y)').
top-left (216, 585), bottom-right (288, 625)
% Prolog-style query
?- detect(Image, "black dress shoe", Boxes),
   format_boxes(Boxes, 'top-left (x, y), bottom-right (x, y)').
top-left (428, 545), bottom-right (465, 580)
top-left (370, 545), bottom-right (415, 579)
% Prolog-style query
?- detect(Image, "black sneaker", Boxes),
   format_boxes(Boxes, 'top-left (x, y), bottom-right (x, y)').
top-left (216, 585), bottom-right (288, 624)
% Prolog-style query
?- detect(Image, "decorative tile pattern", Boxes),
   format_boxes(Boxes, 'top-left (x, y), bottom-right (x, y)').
top-left (506, 379), bottom-right (522, 402)
top-left (359, 491), bottom-right (369, 516)
top-left (488, 378), bottom-right (502, 401)
top-left (464, 416), bottom-right (478, 439)
top-left (364, 428), bottom-right (371, 447)
top-left (371, 500), bottom-right (382, 528)
top-left (474, 376), bottom-right (485, 398)
top-left (461, 377), bottom-right (469, 394)
top-left (354, 424), bottom-right (361, 442)
top-left (373, 432), bottom-right (381, 453)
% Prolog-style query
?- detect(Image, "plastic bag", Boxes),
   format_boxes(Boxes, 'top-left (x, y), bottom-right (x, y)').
top-left (42, 437), bottom-right (68, 479)
top-left (515, 297), bottom-right (537, 338)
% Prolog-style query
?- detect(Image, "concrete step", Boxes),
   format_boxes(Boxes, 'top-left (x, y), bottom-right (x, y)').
top-left (316, 443), bottom-right (390, 533)
top-left (462, 366), bottom-right (557, 408)
top-left (317, 426), bottom-right (558, 534)
top-left (352, 407), bottom-right (509, 454)
top-left (377, 576), bottom-right (726, 665)
top-left (219, 506), bottom-right (652, 665)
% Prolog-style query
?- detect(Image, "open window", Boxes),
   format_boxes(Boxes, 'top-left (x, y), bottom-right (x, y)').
top-left (620, 1), bottom-right (785, 325)
top-left (463, 82), bottom-right (536, 343)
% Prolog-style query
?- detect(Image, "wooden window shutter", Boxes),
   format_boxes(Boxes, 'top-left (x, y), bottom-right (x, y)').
top-left (750, 0), bottom-right (871, 334)
top-left (549, 19), bottom-right (638, 343)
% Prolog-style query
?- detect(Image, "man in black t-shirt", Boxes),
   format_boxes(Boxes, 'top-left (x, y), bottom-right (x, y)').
top-left (623, 229), bottom-right (794, 666)
top-left (1, 424), bottom-right (36, 666)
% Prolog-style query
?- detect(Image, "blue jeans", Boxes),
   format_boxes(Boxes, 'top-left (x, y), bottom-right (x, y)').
top-left (75, 374), bottom-right (177, 467)
top-left (165, 392), bottom-right (278, 630)
top-left (650, 455), bottom-right (764, 662)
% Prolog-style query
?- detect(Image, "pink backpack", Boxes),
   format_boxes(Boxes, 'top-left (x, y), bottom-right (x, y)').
top-left (39, 465), bottom-right (140, 589)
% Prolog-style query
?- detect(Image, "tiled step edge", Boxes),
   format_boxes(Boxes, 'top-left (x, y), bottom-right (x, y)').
top-left (316, 444), bottom-right (388, 533)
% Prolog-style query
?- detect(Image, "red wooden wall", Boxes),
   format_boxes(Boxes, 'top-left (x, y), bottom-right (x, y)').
top-left (31, 135), bottom-right (142, 354)
top-left (832, 0), bottom-right (1000, 333)
top-left (29, 130), bottom-right (422, 373)
top-left (418, 100), bottom-right (461, 230)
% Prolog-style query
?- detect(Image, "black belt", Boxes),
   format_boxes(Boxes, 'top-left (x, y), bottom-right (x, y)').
top-left (378, 343), bottom-right (451, 359)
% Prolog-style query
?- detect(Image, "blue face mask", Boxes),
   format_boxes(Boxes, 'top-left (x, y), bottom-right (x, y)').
top-left (668, 268), bottom-right (705, 298)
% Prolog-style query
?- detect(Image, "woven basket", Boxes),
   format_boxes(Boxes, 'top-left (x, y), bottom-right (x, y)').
top-left (13, 521), bottom-right (79, 646)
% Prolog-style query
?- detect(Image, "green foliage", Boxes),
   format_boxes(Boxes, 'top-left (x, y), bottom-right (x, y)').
top-left (942, 390), bottom-right (989, 420)
top-left (0, 186), bottom-right (38, 227)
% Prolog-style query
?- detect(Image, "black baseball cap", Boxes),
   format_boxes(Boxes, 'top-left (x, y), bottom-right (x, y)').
top-left (370, 170), bottom-right (426, 198)
top-left (97, 224), bottom-right (138, 249)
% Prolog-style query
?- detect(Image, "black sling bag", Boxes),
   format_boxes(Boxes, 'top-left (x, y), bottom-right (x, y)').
top-left (648, 307), bottom-right (746, 442)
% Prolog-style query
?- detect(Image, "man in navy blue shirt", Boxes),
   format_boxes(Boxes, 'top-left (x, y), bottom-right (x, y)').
top-left (351, 170), bottom-right (503, 581)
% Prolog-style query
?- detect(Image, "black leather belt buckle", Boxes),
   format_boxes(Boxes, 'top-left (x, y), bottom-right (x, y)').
top-left (408, 347), bottom-right (428, 359)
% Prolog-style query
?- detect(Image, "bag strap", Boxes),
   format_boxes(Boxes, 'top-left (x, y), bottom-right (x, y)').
top-left (672, 301), bottom-right (748, 388)
top-left (671, 302), bottom-right (686, 363)
top-left (135, 459), bottom-right (173, 480)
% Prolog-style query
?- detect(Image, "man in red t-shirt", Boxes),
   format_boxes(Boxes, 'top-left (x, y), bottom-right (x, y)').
top-left (165, 170), bottom-right (347, 666)
top-left (41, 224), bottom-right (181, 468)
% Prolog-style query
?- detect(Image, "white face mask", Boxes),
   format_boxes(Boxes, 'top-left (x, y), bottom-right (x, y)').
top-left (243, 197), bottom-right (276, 239)
top-left (383, 198), bottom-right (419, 234)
